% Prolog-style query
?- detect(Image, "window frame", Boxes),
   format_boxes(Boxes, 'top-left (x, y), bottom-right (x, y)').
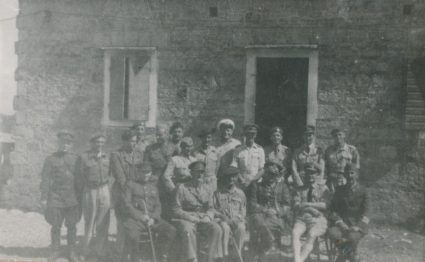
top-left (102, 47), bottom-right (158, 128)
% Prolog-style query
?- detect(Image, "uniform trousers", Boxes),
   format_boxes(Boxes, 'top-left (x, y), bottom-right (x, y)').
top-left (328, 226), bottom-right (365, 261)
top-left (82, 184), bottom-right (111, 257)
top-left (173, 219), bottom-right (223, 262)
top-left (218, 221), bottom-right (245, 256)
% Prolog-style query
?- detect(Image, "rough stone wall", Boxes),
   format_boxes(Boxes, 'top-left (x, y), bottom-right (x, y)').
top-left (7, 0), bottom-right (425, 224)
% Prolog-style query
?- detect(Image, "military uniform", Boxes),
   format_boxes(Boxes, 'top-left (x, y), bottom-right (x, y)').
top-left (264, 144), bottom-right (291, 179)
top-left (293, 182), bottom-right (331, 238)
top-left (231, 143), bottom-right (265, 188)
top-left (143, 141), bottom-right (178, 182)
top-left (213, 186), bottom-right (246, 256)
top-left (292, 144), bottom-right (324, 186)
top-left (247, 176), bottom-right (292, 255)
top-left (216, 138), bottom-right (241, 178)
top-left (328, 183), bottom-right (368, 261)
top-left (325, 143), bottom-right (360, 191)
top-left (75, 150), bottom-right (111, 257)
top-left (172, 183), bottom-right (223, 262)
top-left (40, 151), bottom-right (81, 256)
top-left (120, 180), bottom-right (176, 262)
top-left (110, 147), bottom-right (144, 262)
top-left (194, 146), bottom-right (219, 191)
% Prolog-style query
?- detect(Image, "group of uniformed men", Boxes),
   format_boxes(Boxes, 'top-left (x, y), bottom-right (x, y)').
top-left (40, 119), bottom-right (369, 262)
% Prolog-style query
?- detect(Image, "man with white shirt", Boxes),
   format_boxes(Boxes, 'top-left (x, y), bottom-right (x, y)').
top-left (231, 124), bottom-right (265, 190)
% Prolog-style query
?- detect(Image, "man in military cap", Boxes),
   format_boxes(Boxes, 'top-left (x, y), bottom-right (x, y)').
top-left (292, 163), bottom-right (331, 262)
top-left (40, 130), bottom-right (81, 262)
top-left (194, 128), bottom-right (219, 192)
top-left (169, 121), bottom-right (185, 155)
top-left (213, 166), bottom-right (246, 260)
top-left (131, 121), bottom-right (149, 154)
top-left (231, 124), bottom-right (265, 190)
top-left (172, 160), bottom-right (223, 262)
top-left (161, 137), bottom-right (196, 220)
top-left (246, 161), bottom-right (292, 261)
top-left (325, 128), bottom-right (360, 192)
top-left (215, 119), bottom-right (241, 182)
top-left (292, 125), bottom-right (325, 187)
top-left (264, 127), bottom-right (292, 180)
top-left (328, 164), bottom-right (368, 262)
top-left (110, 130), bottom-right (144, 261)
top-left (75, 133), bottom-right (111, 260)
top-left (120, 171), bottom-right (176, 262)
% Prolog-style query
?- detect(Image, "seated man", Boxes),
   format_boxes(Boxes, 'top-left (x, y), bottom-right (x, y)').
top-left (246, 161), bottom-right (292, 262)
top-left (213, 166), bottom-right (246, 260)
top-left (292, 164), bottom-right (331, 262)
top-left (328, 164), bottom-right (369, 262)
top-left (120, 172), bottom-right (176, 262)
top-left (172, 160), bottom-right (223, 262)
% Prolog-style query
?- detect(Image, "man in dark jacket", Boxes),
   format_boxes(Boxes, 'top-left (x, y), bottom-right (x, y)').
top-left (246, 160), bottom-right (292, 261)
top-left (120, 171), bottom-right (176, 262)
top-left (40, 130), bottom-right (82, 262)
top-left (328, 164), bottom-right (369, 262)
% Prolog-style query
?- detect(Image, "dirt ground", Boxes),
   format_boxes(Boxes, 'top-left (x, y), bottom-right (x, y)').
top-left (0, 209), bottom-right (424, 262)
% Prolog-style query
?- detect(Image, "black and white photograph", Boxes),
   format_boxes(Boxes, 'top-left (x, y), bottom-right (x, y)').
top-left (0, 0), bottom-right (424, 262)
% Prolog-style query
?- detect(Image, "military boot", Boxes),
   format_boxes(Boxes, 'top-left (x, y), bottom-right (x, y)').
top-left (48, 226), bottom-right (61, 262)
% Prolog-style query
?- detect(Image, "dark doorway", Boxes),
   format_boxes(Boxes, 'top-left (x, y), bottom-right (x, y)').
top-left (255, 57), bottom-right (309, 149)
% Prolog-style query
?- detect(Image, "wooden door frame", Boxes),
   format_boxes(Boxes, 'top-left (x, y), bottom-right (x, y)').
top-left (244, 45), bottom-right (319, 126)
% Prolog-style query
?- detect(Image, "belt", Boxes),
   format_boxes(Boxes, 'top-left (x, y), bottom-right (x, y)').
top-left (86, 181), bottom-right (109, 189)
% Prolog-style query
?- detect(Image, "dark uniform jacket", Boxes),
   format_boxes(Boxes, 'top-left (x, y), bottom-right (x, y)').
top-left (110, 148), bottom-right (143, 190)
top-left (142, 141), bottom-right (178, 180)
top-left (75, 151), bottom-right (110, 189)
top-left (329, 184), bottom-right (369, 233)
top-left (40, 151), bottom-right (80, 208)
top-left (120, 181), bottom-right (161, 221)
top-left (247, 177), bottom-right (292, 222)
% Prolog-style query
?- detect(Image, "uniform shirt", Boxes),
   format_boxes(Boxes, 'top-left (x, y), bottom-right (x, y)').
top-left (143, 141), bottom-right (177, 179)
top-left (329, 183), bottom-right (369, 233)
top-left (292, 144), bottom-right (324, 185)
top-left (264, 144), bottom-right (291, 177)
top-left (76, 151), bottom-right (110, 189)
top-left (162, 154), bottom-right (196, 192)
top-left (120, 181), bottom-right (161, 221)
top-left (194, 146), bottom-right (219, 180)
top-left (231, 143), bottom-right (265, 184)
top-left (213, 186), bottom-right (246, 224)
top-left (247, 176), bottom-right (291, 218)
top-left (325, 143), bottom-right (360, 175)
top-left (172, 182), bottom-right (215, 221)
top-left (110, 148), bottom-right (144, 190)
top-left (293, 182), bottom-right (331, 223)
top-left (216, 138), bottom-right (241, 176)
top-left (40, 151), bottom-right (79, 208)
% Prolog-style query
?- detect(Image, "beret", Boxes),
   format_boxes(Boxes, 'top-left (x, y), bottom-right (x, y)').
top-left (189, 160), bottom-right (206, 171)
top-left (57, 130), bottom-right (74, 140)
top-left (180, 137), bottom-right (194, 147)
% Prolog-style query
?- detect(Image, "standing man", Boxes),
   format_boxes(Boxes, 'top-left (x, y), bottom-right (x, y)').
top-left (264, 127), bottom-right (292, 180)
top-left (161, 137), bottom-right (196, 220)
top-left (213, 166), bottom-right (246, 260)
top-left (328, 164), bottom-right (369, 262)
top-left (325, 128), bottom-right (360, 192)
top-left (216, 119), bottom-right (241, 183)
top-left (172, 161), bottom-right (223, 262)
top-left (110, 130), bottom-right (143, 262)
top-left (131, 121), bottom-right (149, 154)
top-left (121, 171), bottom-right (176, 262)
top-left (194, 129), bottom-right (219, 191)
top-left (292, 125), bottom-right (325, 187)
top-left (40, 130), bottom-right (81, 262)
top-left (247, 161), bottom-right (292, 262)
top-left (143, 125), bottom-right (178, 184)
top-left (292, 165), bottom-right (331, 262)
top-left (170, 121), bottom-right (185, 156)
top-left (231, 124), bottom-right (265, 190)
top-left (75, 134), bottom-right (111, 261)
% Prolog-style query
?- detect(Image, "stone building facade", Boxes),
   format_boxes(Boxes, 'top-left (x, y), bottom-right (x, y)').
top-left (6, 0), bottom-right (425, 225)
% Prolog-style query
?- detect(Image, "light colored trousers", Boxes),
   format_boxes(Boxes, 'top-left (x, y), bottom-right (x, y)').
top-left (219, 221), bottom-right (246, 256)
top-left (82, 184), bottom-right (111, 257)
